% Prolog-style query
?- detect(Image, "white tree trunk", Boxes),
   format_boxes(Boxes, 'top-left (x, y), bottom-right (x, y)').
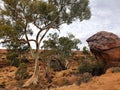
top-left (23, 55), bottom-right (40, 87)
top-left (65, 59), bottom-right (69, 69)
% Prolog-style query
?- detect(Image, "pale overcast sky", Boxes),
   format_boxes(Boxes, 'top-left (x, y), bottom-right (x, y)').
top-left (0, 0), bottom-right (120, 49)
top-left (59, 0), bottom-right (120, 49)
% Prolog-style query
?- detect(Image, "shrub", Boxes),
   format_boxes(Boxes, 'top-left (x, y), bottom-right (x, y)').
top-left (15, 63), bottom-right (29, 80)
top-left (111, 67), bottom-right (120, 73)
top-left (82, 46), bottom-right (90, 55)
top-left (49, 58), bottom-right (66, 71)
top-left (49, 60), bottom-right (62, 71)
top-left (7, 58), bottom-right (20, 67)
top-left (76, 72), bottom-right (92, 85)
top-left (78, 59), bottom-right (105, 76)
top-left (6, 52), bottom-right (20, 67)
top-left (91, 60), bottom-right (105, 76)
top-left (7, 54), bottom-right (29, 67)
top-left (78, 60), bottom-right (92, 74)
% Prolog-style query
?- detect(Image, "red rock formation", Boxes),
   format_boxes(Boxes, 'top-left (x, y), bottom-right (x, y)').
top-left (87, 31), bottom-right (120, 68)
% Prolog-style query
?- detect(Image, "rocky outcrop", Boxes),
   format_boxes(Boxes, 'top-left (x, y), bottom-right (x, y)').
top-left (87, 31), bottom-right (120, 68)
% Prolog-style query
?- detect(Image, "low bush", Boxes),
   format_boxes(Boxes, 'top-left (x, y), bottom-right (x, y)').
top-left (78, 59), bottom-right (105, 76)
top-left (76, 72), bottom-right (92, 85)
top-left (49, 59), bottom-right (66, 71)
top-left (7, 56), bottom-right (29, 67)
top-left (49, 60), bottom-right (62, 71)
top-left (7, 58), bottom-right (20, 67)
top-left (15, 63), bottom-right (29, 80)
top-left (111, 67), bottom-right (120, 73)
top-left (91, 60), bottom-right (105, 75)
top-left (78, 60), bottom-right (92, 74)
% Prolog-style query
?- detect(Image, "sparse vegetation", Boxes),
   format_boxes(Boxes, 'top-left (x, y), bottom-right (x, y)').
top-left (76, 72), bottom-right (92, 85)
top-left (15, 63), bottom-right (29, 80)
top-left (91, 60), bottom-right (105, 75)
top-left (49, 60), bottom-right (62, 71)
top-left (42, 33), bottom-right (81, 70)
top-left (82, 46), bottom-right (90, 55)
top-left (78, 60), bottom-right (92, 74)
top-left (78, 57), bottom-right (105, 76)
top-left (6, 42), bottom-right (29, 67)
top-left (0, 49), bottom-right (119, 89)
top-left (111, 67), bottom-right (120, 73)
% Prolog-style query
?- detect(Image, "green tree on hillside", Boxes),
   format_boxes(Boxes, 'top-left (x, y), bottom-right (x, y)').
top-left (58, 33), bottom-right (81, 58)
top-left (0, 0), bottom-right (91, 87)
top-left (6, 41), bottom-right (29, 67)
top-left (42, 33), bottom-right (81, 69)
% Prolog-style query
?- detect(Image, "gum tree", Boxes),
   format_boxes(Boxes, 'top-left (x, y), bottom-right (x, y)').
top-left (0, 0), bottom-right (91, 87)
top-left (42, 33), bottom-right (81, 68)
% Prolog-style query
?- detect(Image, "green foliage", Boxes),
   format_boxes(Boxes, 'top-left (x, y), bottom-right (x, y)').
top-left (0, 0), bottom-right (91, 30)
top-left (82, 46), bottom-right (90, 55)
top-left (78, 60), bottom-right (92, 74)
top-left (42, 33), bottom-right (81, 60)
top-left (7, 52), bottom-right (20, 67)
top-left (91, 60), bottom-right (105, 75)
top-left (6, 42), bottom-right (29, 67)
top-left (111, 67), bottom-right (120, 73)
top-left (42, 33), bottom-right (59, 50)
top-left (58, 33), bottom-right (81, 58)
top-left (48, 0), bottom-right (91, 24)
top-left (42, 33), bottom-right (81, 70)
top-left (49, 60), bottom-right (62, 71)
top-left (15, 63), bottom-right (29, 80)
top-left (78, 58), bottom-right (105, 76)
top-left (0, 0), bottom-right (91, 49)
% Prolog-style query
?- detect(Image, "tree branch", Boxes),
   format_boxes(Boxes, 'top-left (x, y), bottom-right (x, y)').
top-left (38, 29), bottom-right (49, 48)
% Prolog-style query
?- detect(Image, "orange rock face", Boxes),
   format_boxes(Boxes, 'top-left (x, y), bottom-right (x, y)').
top-left (102, 47), bottom-right (120, 67)
top-left (87, 31), bottom-right (120, 68)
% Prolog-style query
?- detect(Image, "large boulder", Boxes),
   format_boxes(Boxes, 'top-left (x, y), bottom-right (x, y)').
top-left (86, 31), bottom-right (120, 68)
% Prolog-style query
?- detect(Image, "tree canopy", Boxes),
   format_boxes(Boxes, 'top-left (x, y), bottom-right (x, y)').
top-left (0, 0), bottom-right (91, 49)
top-left (42, 33), bottom-right (81, 57)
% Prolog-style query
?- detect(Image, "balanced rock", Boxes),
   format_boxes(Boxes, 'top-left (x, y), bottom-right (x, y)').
top-left (87, 31), bottom-right (120, 68)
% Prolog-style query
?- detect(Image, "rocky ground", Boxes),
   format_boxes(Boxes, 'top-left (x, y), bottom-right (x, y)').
top-left (53, 71), bottom-right (120, 90)
top-left (0, 66), bottom-right (120, 90)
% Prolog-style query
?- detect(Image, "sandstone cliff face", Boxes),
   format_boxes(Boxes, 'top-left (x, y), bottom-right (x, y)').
top-left (87, 31), bottom-right (120, 68)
